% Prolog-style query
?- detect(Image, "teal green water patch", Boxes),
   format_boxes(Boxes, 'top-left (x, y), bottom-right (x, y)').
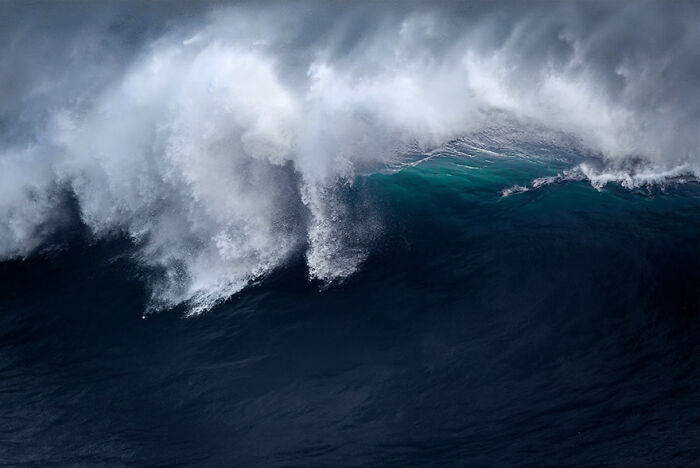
top-left (378, 152), bottom-right (570, 201)
top-left (363, 153), bottom-right (700, 244)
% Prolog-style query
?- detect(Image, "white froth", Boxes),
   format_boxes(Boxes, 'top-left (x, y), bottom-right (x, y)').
top-left (502, 163), bottom-right (697, 197)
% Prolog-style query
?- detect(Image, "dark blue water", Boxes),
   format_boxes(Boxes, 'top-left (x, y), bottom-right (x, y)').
top-left (1, 153), bottom-right (698, 467)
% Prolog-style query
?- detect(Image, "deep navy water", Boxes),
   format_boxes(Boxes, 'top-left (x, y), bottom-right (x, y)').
top-left (1, 150), bottom-right (699, 467)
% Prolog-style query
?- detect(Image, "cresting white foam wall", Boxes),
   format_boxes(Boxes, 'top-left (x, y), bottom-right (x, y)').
top-left (1, 3), bottom-right (698, 312)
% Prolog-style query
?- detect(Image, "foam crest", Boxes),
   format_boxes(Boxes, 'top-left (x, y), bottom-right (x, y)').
top-left (502, 162), bottom-right (697, 197)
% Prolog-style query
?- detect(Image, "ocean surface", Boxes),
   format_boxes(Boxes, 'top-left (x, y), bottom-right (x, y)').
top-left (1, 143), bottom-right (698, 467)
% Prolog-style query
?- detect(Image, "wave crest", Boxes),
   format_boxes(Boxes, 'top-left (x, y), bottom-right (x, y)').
top-left (502, 162), bottom-right (697, 197)
top-left (1, 3), bottom-right (698, 312)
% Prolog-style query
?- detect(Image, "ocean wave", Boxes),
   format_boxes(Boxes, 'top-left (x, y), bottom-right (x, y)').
top-left (0, 3), bottom-right (698, 313)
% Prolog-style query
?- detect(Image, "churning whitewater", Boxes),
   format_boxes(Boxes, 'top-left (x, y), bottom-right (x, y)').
top-left (1, 2), bottom-right (698, 313)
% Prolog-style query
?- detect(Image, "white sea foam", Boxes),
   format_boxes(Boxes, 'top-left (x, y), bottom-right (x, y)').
top-left (0, 3), bottom-right (698, 312)
top-left (500, 185), bottom-right (530, 197)
top-left (502, 162), bottom-right (697, 197)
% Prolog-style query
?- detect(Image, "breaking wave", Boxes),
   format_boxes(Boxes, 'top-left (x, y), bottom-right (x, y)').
top-left (0, 2), bottom-right (698, 313)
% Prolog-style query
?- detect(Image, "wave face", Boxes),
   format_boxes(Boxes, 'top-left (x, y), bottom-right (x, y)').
top-left (1, 141), bottom-right (699, 466)
top-left (1, 1), bottom-right (699, 313)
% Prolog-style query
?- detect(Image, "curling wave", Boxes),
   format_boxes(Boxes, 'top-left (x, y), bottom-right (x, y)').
top-left (0, 2), bottom-right (698, 313)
